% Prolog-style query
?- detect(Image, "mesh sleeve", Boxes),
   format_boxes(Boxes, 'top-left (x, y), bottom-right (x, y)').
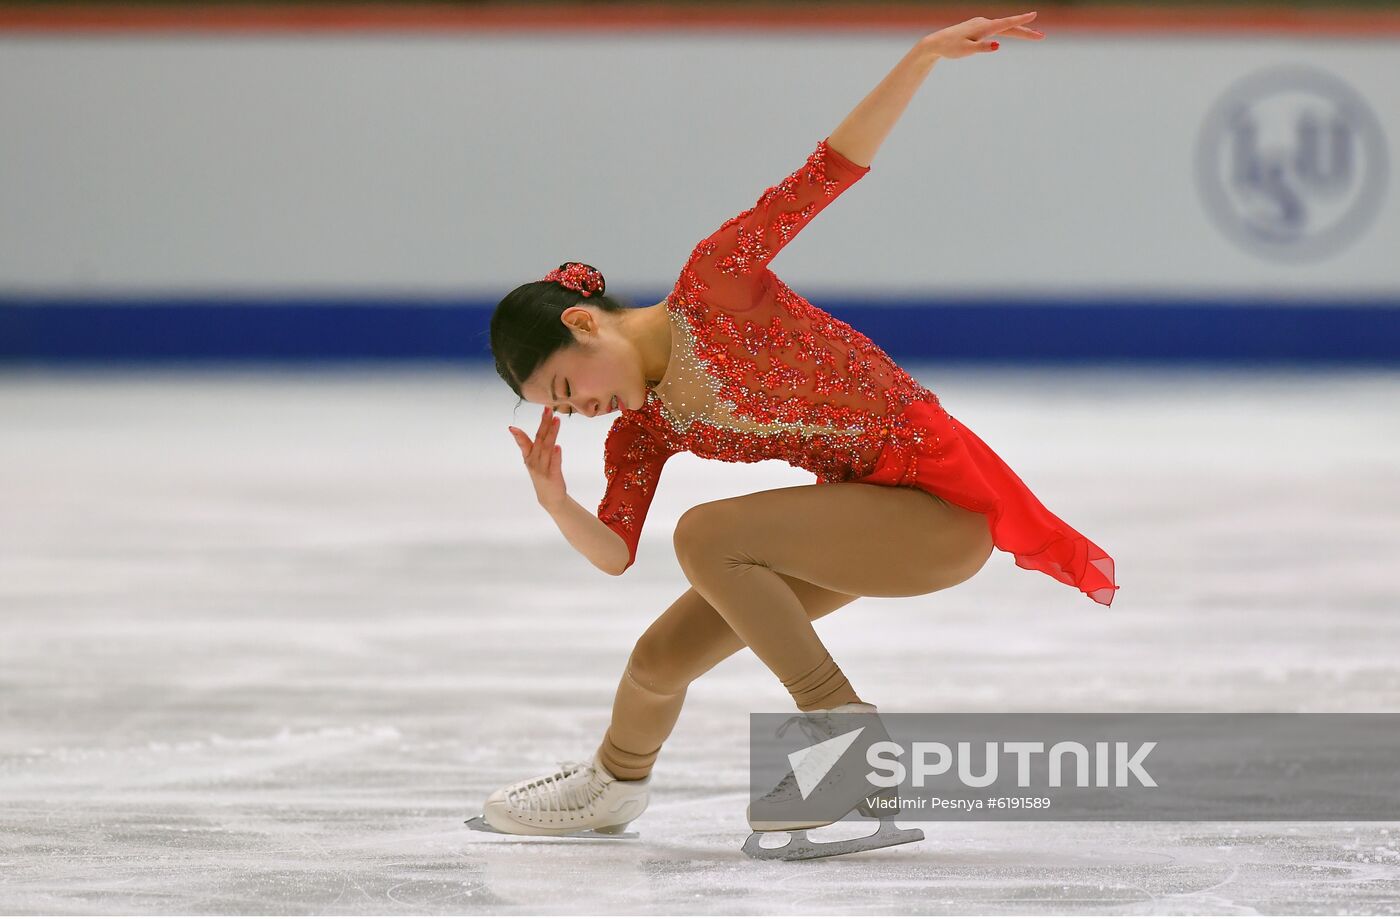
top-left (682, 136), bottom-right (871, 312)
top-left (597, 414), bottom-right (677, 573)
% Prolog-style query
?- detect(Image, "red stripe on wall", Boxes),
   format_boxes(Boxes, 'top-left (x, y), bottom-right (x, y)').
top-left (0, 3), bottom-right (1397, 37)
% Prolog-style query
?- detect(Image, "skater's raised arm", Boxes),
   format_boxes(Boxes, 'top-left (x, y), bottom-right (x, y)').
top-left (826, 12), bottom-right (1044, 167)
top-left (680, 13), bottom-right (1040, 314)
top-left (683, 138), bottom-right (871, 312)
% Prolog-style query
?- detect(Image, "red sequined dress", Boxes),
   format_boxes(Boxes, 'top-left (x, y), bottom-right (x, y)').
top-left (597, 136), bottom-right (1118, 606)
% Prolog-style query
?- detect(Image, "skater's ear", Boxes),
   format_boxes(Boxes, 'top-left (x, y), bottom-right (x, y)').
top-left (490, 278), bottom-right (633, 409)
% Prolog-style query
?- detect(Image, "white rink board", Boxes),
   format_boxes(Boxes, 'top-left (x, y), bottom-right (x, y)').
top-left (0, 34), bottom-right (1396, 298)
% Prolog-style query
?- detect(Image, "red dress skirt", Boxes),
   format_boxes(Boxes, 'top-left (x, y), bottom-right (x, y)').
top-left (850, 399), bottom-right (1119, 607)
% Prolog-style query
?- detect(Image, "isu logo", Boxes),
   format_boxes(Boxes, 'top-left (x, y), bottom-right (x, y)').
top-left (1194, 65), bottom-right (1388, 262)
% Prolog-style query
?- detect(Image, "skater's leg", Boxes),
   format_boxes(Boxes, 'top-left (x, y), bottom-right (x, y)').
top-left (597, 575), bottom-right (858, 781)
top-left (673, 482), bottom-right (993, 712)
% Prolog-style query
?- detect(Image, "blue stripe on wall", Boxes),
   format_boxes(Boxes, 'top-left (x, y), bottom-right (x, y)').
top-left (2, 296), bottom-right (1398, 364)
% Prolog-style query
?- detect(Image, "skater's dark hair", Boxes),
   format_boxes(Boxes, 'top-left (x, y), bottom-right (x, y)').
top-left (490, 265), bottom-right (632, 410)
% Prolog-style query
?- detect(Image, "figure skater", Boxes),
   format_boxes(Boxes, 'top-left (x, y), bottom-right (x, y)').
top-left (473, 11), bottom-right (1117, 858)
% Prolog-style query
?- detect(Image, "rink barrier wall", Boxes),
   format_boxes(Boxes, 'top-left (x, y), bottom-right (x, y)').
top-left (3, 9), bottom-right (1397, 363)
top-left (2, 296), bottom-right (1396, 364)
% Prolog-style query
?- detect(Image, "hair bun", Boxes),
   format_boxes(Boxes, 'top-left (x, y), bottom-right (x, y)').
top-left (543, 262), bottom-right (606, 299)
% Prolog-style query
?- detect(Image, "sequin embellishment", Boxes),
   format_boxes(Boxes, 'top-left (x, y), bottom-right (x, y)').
top-left (596, 136), bottom-right (939, 567)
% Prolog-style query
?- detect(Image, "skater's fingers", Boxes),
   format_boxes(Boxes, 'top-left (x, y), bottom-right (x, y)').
top-left (528, 414), bottom-right (560, 467)
top-left (539, 413), bottom-right (560, 455)
top-left (512, 428), bottom-right (537, 462)
top-left (519, 423), bottom-right (545, 467)
top-left (991, 12), bottom-right (1041, 38)
top-left (531, 424), bottom-right (550, 466)
top-left (525, 408), bottom-right (552, 464)
top-left (994, 10), bottom-right (1037, 27)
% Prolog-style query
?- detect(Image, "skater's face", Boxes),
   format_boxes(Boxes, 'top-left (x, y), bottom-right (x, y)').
top-left (518, 306), bottom-right (645, 419)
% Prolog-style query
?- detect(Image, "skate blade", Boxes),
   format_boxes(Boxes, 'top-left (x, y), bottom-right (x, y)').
top-left (463, 814), bottom-right (639, 840)
top-left (748, 819), bottom-right (833, 832)
top-left (741, 820), bottom-right (924, 861)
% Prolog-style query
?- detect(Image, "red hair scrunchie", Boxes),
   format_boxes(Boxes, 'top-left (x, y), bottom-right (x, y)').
top-left (541, 262), bottom-right (605, 299)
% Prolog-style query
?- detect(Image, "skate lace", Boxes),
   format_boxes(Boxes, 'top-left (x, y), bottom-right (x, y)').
top-left (760, 713), bottom-right (839, 798)
top-left (778, 712), bottom-right (835, 746)
top-left (505, 759), bottom-right (609, 816)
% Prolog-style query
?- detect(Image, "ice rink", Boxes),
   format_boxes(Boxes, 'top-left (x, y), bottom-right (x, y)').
top-left (2, 365), bottom-right (1398, 914)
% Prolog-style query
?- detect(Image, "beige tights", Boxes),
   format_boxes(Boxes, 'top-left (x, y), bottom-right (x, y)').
top-left (595, 481), bottom-right (994, 782)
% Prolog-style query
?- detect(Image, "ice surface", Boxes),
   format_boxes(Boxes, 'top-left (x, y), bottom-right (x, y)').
top-left (1, 365), bottom-right (1398, 914)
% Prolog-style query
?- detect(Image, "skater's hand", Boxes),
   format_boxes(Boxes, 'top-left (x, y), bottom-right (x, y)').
top-left (917, 12), bottom-right (1043, 61)
top-left (508, 406), bottom-right (568, 511)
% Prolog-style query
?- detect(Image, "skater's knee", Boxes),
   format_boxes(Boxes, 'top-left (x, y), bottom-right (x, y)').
top-left (626, 631), bottom-right (690, 696)
top-left (672, 504), bottom-right (712, 566)
top-left (673, 501), bottom-right (750, 571)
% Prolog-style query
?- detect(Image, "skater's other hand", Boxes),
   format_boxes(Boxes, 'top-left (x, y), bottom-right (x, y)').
top-left (508, 406), bottom-right (568, 510)
top-left (918, 11), bottom-right (1043, 60)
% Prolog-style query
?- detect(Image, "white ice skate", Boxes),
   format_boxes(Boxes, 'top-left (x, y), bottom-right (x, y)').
top-left (743, 702), bottom-right (924, 861)
top-left (464, 751), bottom-right (651, 840)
